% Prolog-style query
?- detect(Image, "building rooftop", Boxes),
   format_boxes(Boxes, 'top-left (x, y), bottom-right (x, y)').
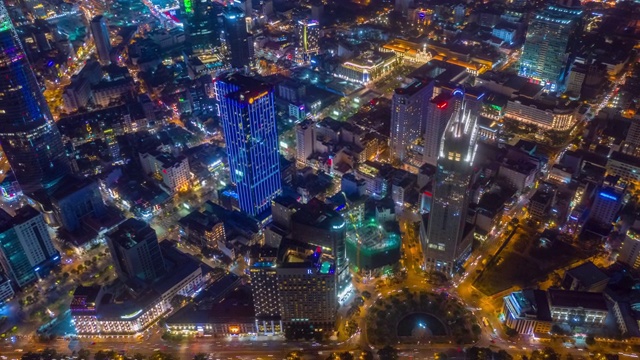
top-left (547, 289), bottom-right (608, 311)
top-left (152, 240), bottom-right (209, 296)
top-left (610, 151), bottom-right (640, 168)
top-left (166, 285), bottom-right (255, 326)
top-left (394, 77), bottom-right (432, 96)
top-left (346, 221), bottom-right (400, 254)
top-left (107, 218), bottom-right (156, 250)
top-left (49, 175), bottom-right (96, 203)
top-left (10, 205), bottom-right (41, 226)
top-left (565, 261), bottom-right (609, 288)
top-left (344, 51), bottom-right (396, 69)
top-left (290, 198), bottom-right (344, 231)
top-left (218, 73), bottom-right (274, 104)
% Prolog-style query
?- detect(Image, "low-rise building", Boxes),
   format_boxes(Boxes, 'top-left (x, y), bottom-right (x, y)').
top-left (505, 97), bottom-right (578, 131)
top-left (529, 183), bottom-right (556, 220)
top-left (178, 209), bottom-right (225, 247)
top-left (166, 285), bottom-right (259, 336)
top-left (380, 39), bottom-right (432, 64)
top-left (334, 51), bottom-right (398, 85)
top-left (92, 78), bottom-right (135, 107)
top-left (619, 228), bottom-right (640, 270)
top-left (548, 289), bottom-right (608, 325)
top-left (503, 290), bottom-right (552, 335)
top-left (356, 161), bottom-right (390, 198)
top-left (498, 159), bottom-right (538, 192)
top-left (503, 288), bottom-right (609, 335)
top-left (606, 151), bottom-right (640, 189)
top-left (140, 151), bottom-right (191, 193)
top-left (71, 241), bottom-right (207, 336)
top-left (561, 261), bottom-right (609, 293)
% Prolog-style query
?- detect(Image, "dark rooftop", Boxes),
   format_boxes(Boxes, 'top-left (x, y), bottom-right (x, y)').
top-left (218, 73), bottom-right (274, 104)
top-left (394, 77), bottom-right (433, 96)
top-left (166, 285), bottom-right (255, 326)
top-left (566, 261), bottom-right (609, 288)
top-left (547, 289), bottom-right (608, 311)
top-left (107, 218), bottom-right (156, 250)
top-left (49, 175), bottom-right (96, 202)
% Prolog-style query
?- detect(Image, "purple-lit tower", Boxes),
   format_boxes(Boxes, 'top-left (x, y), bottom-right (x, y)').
top-left (0, 3), bottom-right (70, 193)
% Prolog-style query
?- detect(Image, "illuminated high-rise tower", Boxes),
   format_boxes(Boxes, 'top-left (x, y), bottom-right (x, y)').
top-left (390, 78), bottom-right (433, 163)
top-left (519, 4), bottom-right (582, 90)
top-left (180, 0), bottom-right (222, 52)
top-left (0, 3), bottom-right (70, 194)
top-left (90, 15), bottom-right (111, 65)
top-left (421, 101), bottom-right (478, 276)
top-left (295, 20), bottom-right (320, 63)
top-left (214, 73), bottom-right (281, 217)
top-left (223, 7), bottom-right (253, 69)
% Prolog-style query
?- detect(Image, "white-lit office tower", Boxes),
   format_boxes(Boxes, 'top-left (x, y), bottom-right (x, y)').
top-left (421, 102), bottom-right (478, 276)
top-left (390, 79), bottom-right (433, 163)
top-left (423, 92), bottom-right (456, 166)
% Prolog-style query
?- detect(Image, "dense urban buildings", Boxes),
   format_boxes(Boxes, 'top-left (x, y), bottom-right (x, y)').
top-left (2, 0), bottom-right (640, 354)
top-left (72, 221), bottom-right (206, 335)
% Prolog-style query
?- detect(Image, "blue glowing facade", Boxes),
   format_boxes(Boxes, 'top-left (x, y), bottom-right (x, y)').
top-left (215, 74), bottom-right (281, 217)
top-left (0, 206), bottom-right (60, 288)
top-left (0, 3), bottom-right (70, 193)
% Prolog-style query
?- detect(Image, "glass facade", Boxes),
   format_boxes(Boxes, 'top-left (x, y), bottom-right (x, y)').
top-left (215, 74), bottom-right (281, 217)
top-left (519, 5), bottom-right (582, 89)
top-left (181, 0), bottom-right (222, 52)
top-left (0, 227), bottom-right (36, 287)
top-left (90, 15), bottom-right (111, 65)
top-left (0, 206), bottom-right (60, 288)
top-left (223, 7), bottom-right (253, 69)
top-left (0, 3), bottom-right (70, 193)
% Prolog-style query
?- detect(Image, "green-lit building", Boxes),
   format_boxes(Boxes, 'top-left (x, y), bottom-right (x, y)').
top-left (180, 0), bottom-right (222, 52)
top-left (346, 220), bottom-right (401, 271)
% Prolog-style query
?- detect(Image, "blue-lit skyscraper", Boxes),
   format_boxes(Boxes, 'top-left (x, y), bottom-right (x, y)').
top-left (0, 3), bottom-right (70, 194)
top-left (420, 101), bottom-right (478, 276)
top-left (215, 73), bottom-right (281, 217)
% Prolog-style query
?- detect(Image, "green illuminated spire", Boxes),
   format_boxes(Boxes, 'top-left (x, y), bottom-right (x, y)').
top-left (0, 2), bottom-right (15, 33)
top-left (183, 0), bottom-right (193, 14)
